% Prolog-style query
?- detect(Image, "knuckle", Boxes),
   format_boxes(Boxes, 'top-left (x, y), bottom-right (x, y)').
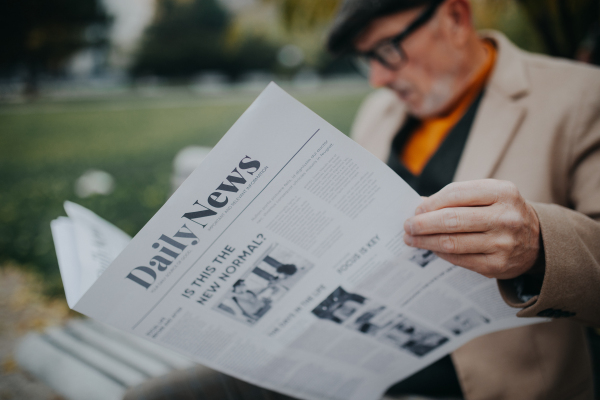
top-left (439, 234), bottom-right (457, 252)
top-left (485, 179), bottom-right (502, 203)
top-left (503, 181), bottom-right (520, 200)
top-left (496, 235), bottom-right (516, 252)
top-left (445, 183), bottom-right (464, 203)
top-left (442, 209), bottom-right (460, 230)
top-left (505, 234), bottom-right (518, 250)
top-left (500, 211), bottom-right (523, 230)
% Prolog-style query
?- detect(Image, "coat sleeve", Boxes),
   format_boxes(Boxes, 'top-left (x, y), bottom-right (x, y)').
top-left (498, 72), bottom-right (600, 327)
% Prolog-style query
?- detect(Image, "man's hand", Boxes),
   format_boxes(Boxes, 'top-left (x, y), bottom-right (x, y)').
top-left (403, 179), bottom-right (541, 279)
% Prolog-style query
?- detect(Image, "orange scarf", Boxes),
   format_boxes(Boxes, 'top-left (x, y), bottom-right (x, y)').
top-left (401, 40), bottom-right (497, 175)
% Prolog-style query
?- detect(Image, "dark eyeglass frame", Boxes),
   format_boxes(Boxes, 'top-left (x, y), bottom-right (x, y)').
top-left (353, 0), bottom-right (444, 74)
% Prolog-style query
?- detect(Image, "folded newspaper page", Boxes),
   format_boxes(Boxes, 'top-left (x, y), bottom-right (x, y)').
top-left (51, 83), bottom-right (545, 400)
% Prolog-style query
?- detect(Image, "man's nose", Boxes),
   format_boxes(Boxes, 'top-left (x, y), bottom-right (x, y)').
top-left (369, 60), bottom-right (397, 88)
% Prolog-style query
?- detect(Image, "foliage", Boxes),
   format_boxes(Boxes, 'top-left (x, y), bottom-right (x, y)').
top-left (471, 0), bottom-right (545, 54)
top-left (132, 0), bottom-right (229, 76)
top-left (0, 0), bottom-right (111, 94)
top-left (263, 0), bottom-right (600, 62)
top-left (131, 0), bottom-right (278, 79)
top-left (516, 0), bottom-right (599, 61)
top-left (223, 37), bottom-right (281, 77)
top-left (262, 0), bottom-right (340, 31)
top-left (0, 88), bottom-right (369, 294)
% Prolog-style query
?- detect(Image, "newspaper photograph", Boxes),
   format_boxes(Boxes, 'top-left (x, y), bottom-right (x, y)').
top-left (52, 83), bottom-right (546, 400)
top-left (213, 243), bottom-right (314, 325)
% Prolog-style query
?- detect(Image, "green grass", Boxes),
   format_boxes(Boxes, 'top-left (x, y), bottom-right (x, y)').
top-left (0, 84), bottom-right (371, 294)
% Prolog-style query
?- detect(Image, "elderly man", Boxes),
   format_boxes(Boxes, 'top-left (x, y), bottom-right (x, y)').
top-left (326, 0), bottom-right (600, 398)
top-left (124, 1), bottom-right (600, 399)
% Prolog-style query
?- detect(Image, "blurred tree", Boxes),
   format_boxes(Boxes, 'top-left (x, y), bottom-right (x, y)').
top-left (0, 0), bottom-right (110, 96)
top-left (131, 0), bottom-right (278, 79)
top-left (132, 0), bottom-right (229, 77)
top-left (262, 0), bottom-right (339, 31)
top-left (516, 0), bottom-right (600, 64)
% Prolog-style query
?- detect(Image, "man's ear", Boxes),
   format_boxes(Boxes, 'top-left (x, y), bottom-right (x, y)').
top-left (441, 0), bottom-right (473, 47)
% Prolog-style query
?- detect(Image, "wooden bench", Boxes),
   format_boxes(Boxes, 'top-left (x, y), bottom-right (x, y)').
top-left (15, 318), bottom-right (198, 400)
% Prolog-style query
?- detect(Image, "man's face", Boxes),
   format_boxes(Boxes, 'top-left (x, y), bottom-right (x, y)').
top-left (354, 3), bottom-right (469, 118)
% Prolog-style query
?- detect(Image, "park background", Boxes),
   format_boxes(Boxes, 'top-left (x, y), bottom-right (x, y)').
top-left (0, 0), bottom-right (599, 398)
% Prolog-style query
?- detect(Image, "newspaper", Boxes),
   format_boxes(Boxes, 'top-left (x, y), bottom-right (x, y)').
top-left (51, 83), bottom-right (545, 400)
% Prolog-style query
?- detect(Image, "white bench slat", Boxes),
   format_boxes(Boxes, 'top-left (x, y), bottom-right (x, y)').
top-left (67, 320), bottom-right (171, 377)
top-left (15, 333), bottom-right (126, 400)
top-left (88, 320), bottom-right (196, 370)
top-left (45, 327), bottom-right (147, 387)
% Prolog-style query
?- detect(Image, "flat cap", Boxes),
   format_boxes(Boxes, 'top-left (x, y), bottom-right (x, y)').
top-left (326, 0), bottom-right (434, 55)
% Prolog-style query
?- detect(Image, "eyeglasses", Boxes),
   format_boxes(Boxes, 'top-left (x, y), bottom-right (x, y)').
top-left (352, 0), bottom-right (444, 76)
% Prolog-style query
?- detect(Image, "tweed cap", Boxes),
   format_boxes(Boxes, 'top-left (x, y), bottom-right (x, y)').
top-left (326, 0), bottom-right (435, 55)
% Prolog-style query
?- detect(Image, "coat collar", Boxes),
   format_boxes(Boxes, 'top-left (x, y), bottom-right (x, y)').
top-left (482, 30), bottom-right (530, 100)
top-left (452, 31), bottom-right (530, 182)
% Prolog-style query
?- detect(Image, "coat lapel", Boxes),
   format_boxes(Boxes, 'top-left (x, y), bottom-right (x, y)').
top-left (452, 91), bottom-right (526, 181)
top-left (453, 31), bottom-right (530, 182)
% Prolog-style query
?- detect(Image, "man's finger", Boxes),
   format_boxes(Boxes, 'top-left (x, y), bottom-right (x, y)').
top-left (416, 179), bottom-right (518, 214)
top-left (403, 232), bottom-right (495, 254)
top-left (405, 206), bottom-right (494, 235)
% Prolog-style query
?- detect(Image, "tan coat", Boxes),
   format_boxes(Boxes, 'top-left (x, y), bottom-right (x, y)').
top-left (351, 31), bottom-right (600, 400)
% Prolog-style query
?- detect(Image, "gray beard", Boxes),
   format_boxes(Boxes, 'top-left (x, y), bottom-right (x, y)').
top-left (390, 74), bottom-right (456, 119)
